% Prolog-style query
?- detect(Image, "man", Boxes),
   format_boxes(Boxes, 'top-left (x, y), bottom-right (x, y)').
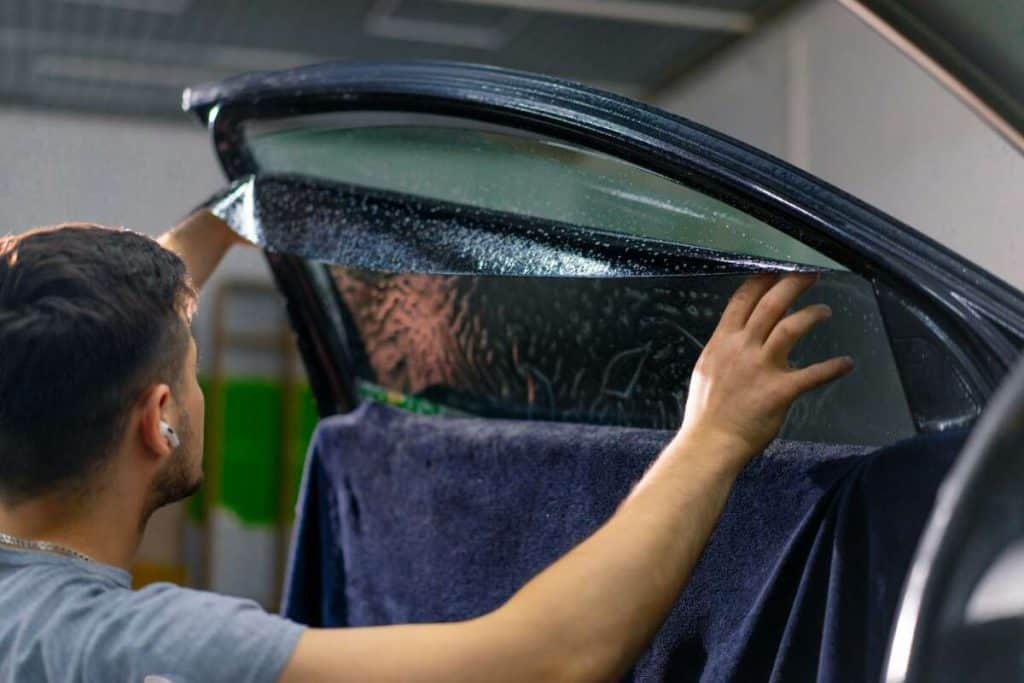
top-left (0, 209), bottom-right (851, 682)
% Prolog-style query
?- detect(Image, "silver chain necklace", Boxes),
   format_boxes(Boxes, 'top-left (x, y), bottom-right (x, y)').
top-left (0, 532), bottom-right (95, 563)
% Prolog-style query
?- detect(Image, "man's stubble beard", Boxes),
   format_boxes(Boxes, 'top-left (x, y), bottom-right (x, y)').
top-left (143, 408), bottom-right (203, 523)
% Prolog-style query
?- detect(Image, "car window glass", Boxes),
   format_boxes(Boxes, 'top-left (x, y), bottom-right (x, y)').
top-left (324, 266), bottom-right (914, 446)
top-left (234, 114), bottom-right (912, 444)
top-left (246, 116), bottom-right (843, 270)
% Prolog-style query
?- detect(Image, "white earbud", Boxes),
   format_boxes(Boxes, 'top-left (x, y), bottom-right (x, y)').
top-left (159, 420), bottom-right (180, 449)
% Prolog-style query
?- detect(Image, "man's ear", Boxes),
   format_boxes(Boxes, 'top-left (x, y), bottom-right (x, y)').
top-left (138, 383), bottom-right (175, 463)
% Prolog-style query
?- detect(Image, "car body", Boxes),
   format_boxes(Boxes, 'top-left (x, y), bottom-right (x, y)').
top-left (184, 2), bottom-right (1023, 679)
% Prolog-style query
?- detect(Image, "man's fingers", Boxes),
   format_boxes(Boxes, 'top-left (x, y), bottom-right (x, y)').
top-left (718, 274), bottom-right (779, 331)
top-left (764, 304), bottom-right (832, 360)
top-left (746, 273), bottom-right (820, 342)
top-left (789, 356), bottom-right (854, 396)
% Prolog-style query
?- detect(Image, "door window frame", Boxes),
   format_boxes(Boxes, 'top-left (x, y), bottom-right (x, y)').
top-left (187, 61), bottom-right (1023, 429)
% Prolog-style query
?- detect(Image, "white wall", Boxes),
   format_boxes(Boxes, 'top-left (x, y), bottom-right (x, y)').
top-left (0, 107), bottom-right (219, 233)
top-left (0, 106), bottom-right (273, 371)
top-left (653, 0), bottom-right (1024, 290)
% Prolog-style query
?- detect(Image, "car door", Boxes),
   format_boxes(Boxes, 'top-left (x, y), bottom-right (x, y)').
top-left (184, 61), bottom-right (1024, 448)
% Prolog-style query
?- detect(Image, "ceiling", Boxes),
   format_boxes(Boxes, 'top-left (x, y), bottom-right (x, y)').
top-left (0, 0), bottom-right (795, 120)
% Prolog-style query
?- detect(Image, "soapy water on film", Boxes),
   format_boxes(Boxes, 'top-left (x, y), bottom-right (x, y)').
top-left (209, 174), bottom-right (819, 278)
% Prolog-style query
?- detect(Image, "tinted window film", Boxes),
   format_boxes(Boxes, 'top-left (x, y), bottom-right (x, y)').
top-left (327, 266), bottom-right (914, 446)
top-left (246, 116), bottom-right (842, 269)
top-left (211, 174), bottom-right (818, 278)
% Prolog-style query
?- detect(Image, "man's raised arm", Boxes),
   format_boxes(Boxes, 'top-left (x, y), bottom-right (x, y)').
top-left (279, 273), bottom-right (853, 683)
top-left (157, 210), bottom-right (244, 291)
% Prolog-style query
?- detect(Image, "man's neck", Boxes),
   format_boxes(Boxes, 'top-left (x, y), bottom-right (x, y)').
top-left (0, 486), bottom-right (144, 570)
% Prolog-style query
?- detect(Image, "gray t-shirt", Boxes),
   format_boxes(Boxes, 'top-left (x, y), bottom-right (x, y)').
top-left (0, 546), bottom-right (305, 683)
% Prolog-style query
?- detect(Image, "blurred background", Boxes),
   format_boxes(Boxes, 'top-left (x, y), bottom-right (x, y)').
top-left (0, 0), bottom-right (1021, 607)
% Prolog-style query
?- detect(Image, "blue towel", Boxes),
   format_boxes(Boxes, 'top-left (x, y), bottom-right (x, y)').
top-left (283, 403), bottom-right (965, 682)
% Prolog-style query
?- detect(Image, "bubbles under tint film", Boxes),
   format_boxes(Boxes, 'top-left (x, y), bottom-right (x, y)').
top-left (330, 267), bottom-right (915, 446)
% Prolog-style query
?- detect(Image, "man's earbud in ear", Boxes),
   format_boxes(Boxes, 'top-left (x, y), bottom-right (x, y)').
top-left (159, 420), bottom-right (180, 449)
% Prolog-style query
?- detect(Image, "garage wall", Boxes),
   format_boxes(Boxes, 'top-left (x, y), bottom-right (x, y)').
top-left (0, 106), bottom-right (272, 362)
top-left (0, 107), bottom-right (218, 235)
top-left (652, 0), bottom-right (1024, 290)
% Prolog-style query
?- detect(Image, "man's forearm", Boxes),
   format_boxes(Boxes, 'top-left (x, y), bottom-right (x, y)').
top-left (283, 433), bottom-right (745, 683)
top-left (157, 210), bottom-right (238, 291)
top-left (491, 430), bottom-right (744, 682)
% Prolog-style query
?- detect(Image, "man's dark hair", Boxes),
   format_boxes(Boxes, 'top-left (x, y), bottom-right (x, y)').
top-left (0, 224), bottom-right (196, 504)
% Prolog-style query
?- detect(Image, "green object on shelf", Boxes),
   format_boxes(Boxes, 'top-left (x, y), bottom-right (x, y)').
top-left (188, 378), bottom-right (319, 525)
top-left (220, 379), bottom-right (281, 526)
